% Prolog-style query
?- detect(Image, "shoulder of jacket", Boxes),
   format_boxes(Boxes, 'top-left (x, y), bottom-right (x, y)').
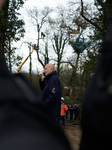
top-left (50, 74), bottom-right (58, 80)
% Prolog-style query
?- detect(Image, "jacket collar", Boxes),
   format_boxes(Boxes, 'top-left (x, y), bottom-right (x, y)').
top-left (45, 71), bottom-right (57, 81)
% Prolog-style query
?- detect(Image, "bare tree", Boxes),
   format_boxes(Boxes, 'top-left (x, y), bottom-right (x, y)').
top-left (80, 0), bottom-right (103, 32)
top-left (27, 7), bottom-right (52, 68)
top-left (52, 30), bottom-right (68, 77)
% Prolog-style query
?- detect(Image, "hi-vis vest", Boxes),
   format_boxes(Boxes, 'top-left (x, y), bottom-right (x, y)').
top-left (60, 101), bottom-right (68, 116)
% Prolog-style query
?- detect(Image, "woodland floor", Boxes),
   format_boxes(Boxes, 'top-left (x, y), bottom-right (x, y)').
top-left (62, 119), bottom-right (82, 150)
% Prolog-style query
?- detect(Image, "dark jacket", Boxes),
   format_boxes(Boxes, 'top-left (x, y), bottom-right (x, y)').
top-left (80, 22), bottom-right (112, 150)
top-left (39, 71), bottom-right (61, 118)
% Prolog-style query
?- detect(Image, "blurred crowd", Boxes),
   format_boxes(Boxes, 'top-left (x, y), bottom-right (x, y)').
top-left (66, 104), bottom-right (80, 120)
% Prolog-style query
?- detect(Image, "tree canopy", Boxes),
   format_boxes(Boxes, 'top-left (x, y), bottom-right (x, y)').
top-left (0, 0), bottom-right (25, 72)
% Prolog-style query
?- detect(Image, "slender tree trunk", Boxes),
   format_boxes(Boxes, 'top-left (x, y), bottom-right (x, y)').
top-left (36, 24), bottom-right (45, 68)
top-left (57, 57), bottom-right (60, 77)
top-left (9, 38), bottom-right (12, 73)
top-left (29, 46), bottom-right (32, 83)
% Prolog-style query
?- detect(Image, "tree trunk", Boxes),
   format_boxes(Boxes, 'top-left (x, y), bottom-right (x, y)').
top-left (8, 38), bottom-right (12, 73)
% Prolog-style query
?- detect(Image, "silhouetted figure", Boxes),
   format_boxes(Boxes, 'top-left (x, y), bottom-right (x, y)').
top-left (66, 104), bottom-right (69, 119)
top-left (69, 105), bottom-right (74, 120)
top-left (80, 21), bottom-right (112, 150)
top-left (74, 104), bottom-right (78, 120)
top-left (77, 105), bottom-right (80, 120)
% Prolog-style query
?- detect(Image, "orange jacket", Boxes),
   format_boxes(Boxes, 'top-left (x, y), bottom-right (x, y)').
top-left (60, 101), bottom-right (68, 116)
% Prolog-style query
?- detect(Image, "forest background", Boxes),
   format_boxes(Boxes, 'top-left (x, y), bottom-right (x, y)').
top-left (0, 0), bottom-right (111, 104)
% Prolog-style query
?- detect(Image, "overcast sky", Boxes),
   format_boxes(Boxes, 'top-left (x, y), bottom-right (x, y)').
top-left (23, 0), bottom-right (69, 9)
top-left (14, 0), bottom-right (70, 73)
top-left (14, 0), bottom-right (94, 73)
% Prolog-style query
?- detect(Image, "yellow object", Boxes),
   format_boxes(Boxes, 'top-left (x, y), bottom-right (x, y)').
top-left (17, 46), bottom-right (35, 73)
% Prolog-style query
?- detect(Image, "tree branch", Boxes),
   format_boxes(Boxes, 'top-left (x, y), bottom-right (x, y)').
top-left (97, 0), bottom-right (104, 7)
top-left (80, 0), bottom-right (103, 32)
top-left (36, 50), bottom-right (45, 68)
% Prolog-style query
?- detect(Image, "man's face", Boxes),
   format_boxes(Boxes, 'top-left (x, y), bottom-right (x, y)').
top-left (44, 64), bottom-right (53, 76)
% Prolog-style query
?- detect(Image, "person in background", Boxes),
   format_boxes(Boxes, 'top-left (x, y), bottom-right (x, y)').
top-left (74, 104), bottom-right (78, 120)
top-left (80, 21), bottom-right (112, 150)
top-left (77, 105), bottom-right (80, 120)
top-left (66, 104), bottom-right (69, 119)
top-left (58, 97), bottom-right (68, 126)
top-left (39, 64), bottom-right (61, 119)
top-left (69, 104), bottom-right (74, 120)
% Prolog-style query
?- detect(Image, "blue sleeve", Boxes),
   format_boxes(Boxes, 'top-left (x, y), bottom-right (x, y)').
top-left (39, 78), bottom-right (45, 91)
